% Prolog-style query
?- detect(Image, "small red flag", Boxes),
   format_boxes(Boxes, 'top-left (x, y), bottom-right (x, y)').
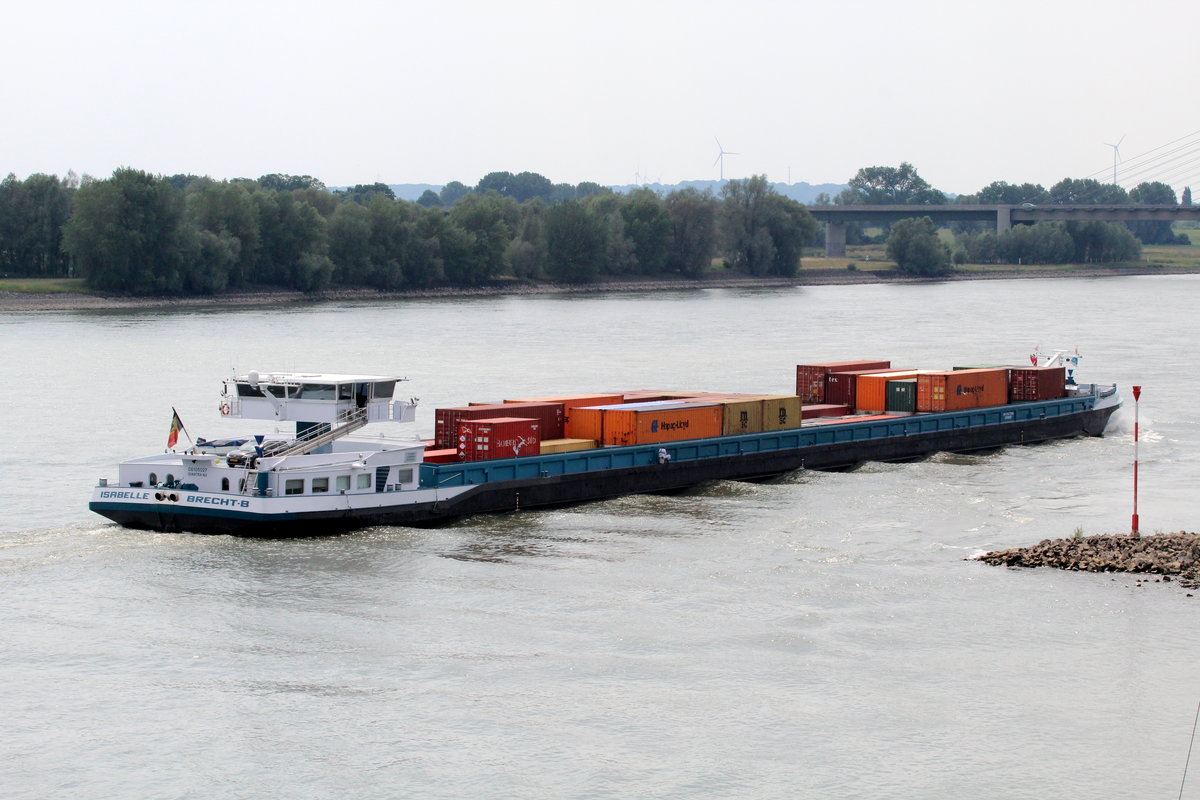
top-left (167, 409), bottom-right (185, 449)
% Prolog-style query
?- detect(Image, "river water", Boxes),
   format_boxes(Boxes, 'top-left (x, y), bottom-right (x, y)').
top-left (3, 276), bottom-right (1199, 799)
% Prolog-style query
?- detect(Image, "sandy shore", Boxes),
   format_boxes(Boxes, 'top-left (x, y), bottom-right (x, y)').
top-left (3, 265), bottom-right (1195, 312)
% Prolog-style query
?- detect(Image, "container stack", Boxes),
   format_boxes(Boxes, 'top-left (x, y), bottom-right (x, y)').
top-left (456, 417), bottom-right (540, 461)
top-left (796, 360), bottom-right (890, 403)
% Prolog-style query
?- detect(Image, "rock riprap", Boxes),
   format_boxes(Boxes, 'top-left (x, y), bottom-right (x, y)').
top-left (977, 532), bottom-right (1200, 589)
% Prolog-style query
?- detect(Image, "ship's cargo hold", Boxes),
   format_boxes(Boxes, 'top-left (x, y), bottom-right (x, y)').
top-left (826, 369), bottom-right (913, 408)
top-left (854, 371), bottom-right (922, 413)
top-left (569, 401), bottom-right (723, 446)
top-left (917, 369), bottom-right (1008, 412)
top-left (538, 438), bottom-right (597, 454)
top-left (885, 379), bottom-right (918, 413)
top-left (802, 404), bottom-right (850, 419)
top-left (796, 360), bottom-right (890, 403)
top-left (422, 448), bottom-right (460, 463)
top-left (1008, 366), bottom-right (1067, 402)
top-left (457, 417), bottom-right (541, 461)
top-left (436, 402), bottom-right (563, 448)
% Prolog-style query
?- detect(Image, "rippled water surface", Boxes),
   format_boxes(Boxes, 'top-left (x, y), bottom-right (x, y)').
top-left (3, 277), bottom-right (1199, 799)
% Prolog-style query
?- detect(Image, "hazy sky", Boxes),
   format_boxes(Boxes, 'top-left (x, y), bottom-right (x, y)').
top-left (5, 0), bottom-right (1197, 196)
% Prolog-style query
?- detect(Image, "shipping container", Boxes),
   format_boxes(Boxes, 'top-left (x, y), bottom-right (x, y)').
top-left (615, 391), bottom-right (712, 402)
top-left (885, 379), bottom-right (918, 413)
top-left (1008, 366), bottom-right (1067, 402)
top-left (539, 438), bottom-right (597, 454)
top-left (565, 400), bottom-right (682, 441)
top-left (801, 404), bottom-right (850, 419)
top-left (917, 369), bottom-right (1008, 412)
top-left (456, 417), bottom-right (541, 461)
top-left (435, 401), bottom-right (564, 448)
top-left (506, 393), bottom-right (624, 411)
top-left (422, 448), bottom-right (460, 463)
top-left (601, 403), bottom-right (723, 446)
top-left (854, 371), bottom-right (922, 413)
top-left (825, 368), bottom-right (912, 408)
top-left (753, 394), bottom-right (804, 431)
top-left (796, 360), bottom-right (890, 403)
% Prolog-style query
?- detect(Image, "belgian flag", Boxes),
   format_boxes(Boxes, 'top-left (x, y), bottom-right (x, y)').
top-left (167, 408), bottom-right (187, 449)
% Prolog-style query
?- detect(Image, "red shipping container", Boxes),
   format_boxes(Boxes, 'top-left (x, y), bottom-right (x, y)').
top-left (1008, 366), bottom-right (1066, 402)
top-left (917, 369), bottom-right (1008, 412)
top-left (423, 448), bottom-right (460, 463)
top-left (435, 402), bottom-right (563, 448)
top-left (796, 360), bottom-right (890, 403)
top-left (825, 368), bottom-right (911, 408)
top-left (457, 417), bottom-right (541, 461)
top-left (801, 404), bottom-right (850, 419)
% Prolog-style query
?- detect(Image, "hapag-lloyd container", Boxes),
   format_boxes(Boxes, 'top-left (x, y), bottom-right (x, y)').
top-left (916, 369), bottom-right (1008, 412)
top-left (796, 361), bottom-right (890, 403)
top-left (568, 401), bottom-right (723, 446)
top-left (825, 369), bottom-right (912, 408)
top-left (436, 402), bottom-right (563, 448)
top-left (457, 417), bottom-right (541, 461)
top-left (1008, 366), bottom-right (1067, 401)
top-left (505, 394), bottom-right (624, 416)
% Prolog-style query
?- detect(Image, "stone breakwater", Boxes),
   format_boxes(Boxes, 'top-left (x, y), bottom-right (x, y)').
top-left (977, 532), bottom-right (1200, 591)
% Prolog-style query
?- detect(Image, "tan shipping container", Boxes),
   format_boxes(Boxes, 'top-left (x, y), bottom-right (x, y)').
top-left (755, 394), bottom-right (804, 431)
top-left (917, 369), bottom-right (1008, 412)
top-left (538, 438), bottom-right (597, 454)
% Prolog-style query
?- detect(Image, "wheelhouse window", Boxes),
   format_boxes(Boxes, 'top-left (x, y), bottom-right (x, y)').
top-left (296, 384), bottom-right (335, 400)
top-left (236, 383), bottom-right (265, 397)
top-left (312, 477), bottom-right (329, 493)
top-left (285, 479), bottom-right (304, 495)
top-left (372, 381), bottom-right (396, 399)
top-left (338, 384), bottom-right (353, 401)
top-left (266, 384), bottom-right (293, 398)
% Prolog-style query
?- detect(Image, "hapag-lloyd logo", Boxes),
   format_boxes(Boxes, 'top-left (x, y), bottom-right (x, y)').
top-left (650, 419), bottom-right (689, 433)
top-left (955, 384), bottom-right (986, 396)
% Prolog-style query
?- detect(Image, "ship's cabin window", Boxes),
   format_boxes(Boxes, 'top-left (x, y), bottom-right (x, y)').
top-left (357, 474), bottom-right (372, 490)
top-left (236, 383), bottom-right (265, 398)
top-left (149, 472), bottom-right (158, 485)
top-left (165, 473), bottom-right (175, 486)
top-left (336, 475), bottom-right (351, 492)
top-left (338, 384), bottom-right (353, 401)
top-left (285, 479), bottom-right (304, 495)
top-left (266, 384), bottom-right (294, 398)
top-left (296, 384), bottom-right (335, 400)
top-left (312, 477), bottom-right (329, 493)
top-left (221, 477), bottom-right (230, 491)
top-left (372, 381), bottom-right (396, 400)
top-left (394, 468), bottom-right (414, 485)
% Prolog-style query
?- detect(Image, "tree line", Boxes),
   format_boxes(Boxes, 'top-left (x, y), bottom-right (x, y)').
top-left (0, 164), bottom-right (1191, 293)
top-left (0, 170), bottom-right (816, 294)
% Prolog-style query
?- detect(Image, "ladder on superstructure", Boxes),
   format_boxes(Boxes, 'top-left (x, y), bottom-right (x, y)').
top-left (238, 407), bottom-right (370, 494)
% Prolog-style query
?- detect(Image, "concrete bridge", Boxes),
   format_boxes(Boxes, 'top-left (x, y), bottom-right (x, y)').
top-left (809, 204), bottom-right (1200, 257)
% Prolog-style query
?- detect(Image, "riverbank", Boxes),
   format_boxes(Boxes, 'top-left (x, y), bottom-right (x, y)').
top-left (976, 532), bottom-right (1200, 592)
top-left (3, 264), bottom-right (1197, 312)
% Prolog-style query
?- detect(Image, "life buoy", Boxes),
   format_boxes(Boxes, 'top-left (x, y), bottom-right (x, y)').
top-left (219, 403), bottom-right (231, 416)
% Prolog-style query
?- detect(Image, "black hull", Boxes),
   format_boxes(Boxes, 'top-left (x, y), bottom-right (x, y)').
top-left (95, 402), bottom-right (1117, 538)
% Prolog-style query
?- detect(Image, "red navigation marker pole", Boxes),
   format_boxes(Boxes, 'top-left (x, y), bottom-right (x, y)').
top-left (1132, 385), bottom-right (1142, 538)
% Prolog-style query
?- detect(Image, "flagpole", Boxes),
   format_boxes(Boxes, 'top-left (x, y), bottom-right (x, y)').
top-left (172, 407), bottom-right (193, 445)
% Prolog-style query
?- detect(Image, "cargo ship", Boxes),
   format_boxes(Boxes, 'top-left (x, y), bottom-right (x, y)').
top-left (89, 352), bottom-right (1121, 537)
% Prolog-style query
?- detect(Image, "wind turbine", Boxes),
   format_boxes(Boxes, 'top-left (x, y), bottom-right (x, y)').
top-left (713, 138), bottom-right (738, 181)
top-left (1104, 135), bottom-right (1125, 185)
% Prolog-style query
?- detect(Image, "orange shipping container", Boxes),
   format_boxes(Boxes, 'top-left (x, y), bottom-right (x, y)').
top-left (854, 371), bottom-right (922, 413)
top-left (601, 403), bottom-right (723, 446)
top-left (916, 369), bottom-right (1008, 412)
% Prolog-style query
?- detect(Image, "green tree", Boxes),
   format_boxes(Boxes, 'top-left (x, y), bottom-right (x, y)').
top-left (886, 216), bottom-right (952, 276)
top-left (439, 181), bottom-right (470, 206)
top-left (327, 201), bottom-right (373, 285)
top-left (257, 174), bottom-right (326, 192)
top-left (1048, 178), bottom-right (1128, 204)
top-left (62, 168), bottom-right (192, 293)
top-left (1183, 186), bottom-right (1193, 206)
top-left (544, 200), bottom-right (605, 282)
top-left (505, 201), bottom-right (548, 279)
top-left (476, 171), bottom-right (555, 203)
top-left (664, 187), bottom-right (718, 277)
top-left (1128, 181), bottom-right (1182, 244)
top-left (844, 162), bottom-right (946, 205)
top-left (0, 173), bottom-right (73, 277)
top-left (969, 181), bottom-right (1050, 205)
top-left (416, 189), bottom-right (442, 207)
top-left (1064, 221), bottom-right (1141, 263)
top-left (186, 182), bottom-right (260, 287)
top-left (449, 192), bottom-right (519, 282)
top-left (620, 188), bottom-right (673, 274)
top-left (995, 223), bottom-right (1074, 264)
top-left (250, 190), bottom-right (328, 289)
top-left (721, 175), bottom-right (817, 276)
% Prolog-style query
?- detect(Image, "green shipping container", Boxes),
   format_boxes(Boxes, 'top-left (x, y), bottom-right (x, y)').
top-left (885, 379), bottom-right (917, 413)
